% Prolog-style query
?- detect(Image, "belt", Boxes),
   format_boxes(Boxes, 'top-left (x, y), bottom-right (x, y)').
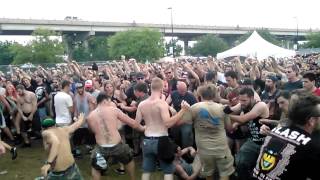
top-left (51, 163), bottom-right (75, 175)
top-left (144, 136), bottom-right (166, 139)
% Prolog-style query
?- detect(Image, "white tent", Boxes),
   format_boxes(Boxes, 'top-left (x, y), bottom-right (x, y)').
top-left (217, 31), bottom-right (296, 60)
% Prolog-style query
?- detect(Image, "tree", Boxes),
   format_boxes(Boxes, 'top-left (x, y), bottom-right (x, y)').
top-left (190, 35), bottom-right (229, 56)
top-left (165, 39), bottom-right (183, 57)
top-left (304, 32), bottom-right (320, 48)
top-left (237, 29), bottom-right (281, 46)
top-left (88, 36), bottom-right (109, 61)
top-left (11, 28), bottom-right (65, 64)
top-left (108, 28), bottom-right (165, 62)
top-left (0, 41), bottom-right (15, 65)
top-left (72, 41), bottom-right (91, 62)
top-left (9, 43), bottom-right (33, 65)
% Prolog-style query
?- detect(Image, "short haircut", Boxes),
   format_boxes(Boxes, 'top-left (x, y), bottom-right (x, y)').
top-left (277, 90), bottom-right (291, 100)
top-left (286, 64), bottom-right (299, 75)
top-left (239, 87), bottom-right (254, 97)
top-left (96, 92), bottom-right (111, 104)
top-left (205, 71), bottom-right (216, 82)
top-left (151, 77), bottom-right (163, 91)
top-left (61, 80), bottom-right (71, 89)
top-left (225, 70), bottom-right (238, 80)
top-left (134, 82), bottom-right (148, 94)
top-left (289, 94), bottom-right (320, 126)
top-left (303, 72), bottom-right (316, 82)
top-left (197, 84), bottom-right (217, 100)
top-left (16, 84), bottom-right (25, 90)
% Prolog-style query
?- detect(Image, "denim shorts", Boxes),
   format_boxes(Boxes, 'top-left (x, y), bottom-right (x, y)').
top-left (142, 137), bottom-right (174, 174)
top-left (47, 163), bottom-right (83, 180)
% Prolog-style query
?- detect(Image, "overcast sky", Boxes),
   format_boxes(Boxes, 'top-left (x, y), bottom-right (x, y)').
top-left (0, 0), bottom-right (319, 42)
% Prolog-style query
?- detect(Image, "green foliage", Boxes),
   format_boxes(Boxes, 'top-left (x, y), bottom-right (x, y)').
top-left (88, 36), bottom-right (109, 60)
top-left (71, 36), bottom-right (109, 62)
top-left (11, 28), bottom-right (65, 65)
top-left (9, 43), bottom-right (33, 65)
top-left (190, 35), bottom-right (229, 56)
top-left (237, 29), bottom-right (281, 46)
top-left (304, 32), bottom-right (320, 48)
top-left (0, 41), bottom-right (15, 65)
top-left (165, 39), bottom-right (183, 57)
top-left (72, 42), bottom-right (91, 62)
top-left (108, 28), bottom-right (165, 62)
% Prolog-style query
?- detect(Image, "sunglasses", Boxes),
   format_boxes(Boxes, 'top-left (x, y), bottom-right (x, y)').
top-left (137, 77), bottom-right (144, 80)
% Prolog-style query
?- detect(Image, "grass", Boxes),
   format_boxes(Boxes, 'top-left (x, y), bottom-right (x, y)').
top-left (0, 140), bottom-right (164, 180)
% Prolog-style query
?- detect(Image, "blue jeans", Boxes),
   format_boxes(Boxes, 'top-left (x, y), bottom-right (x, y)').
top-left (180, 124), bottom-right (194, 148)
top-left (142, 138), bottom-right (174, 174)
top-left (235, 139), bottom-right (261, 180)
top-left (37, 107), bottom-right (47, 121)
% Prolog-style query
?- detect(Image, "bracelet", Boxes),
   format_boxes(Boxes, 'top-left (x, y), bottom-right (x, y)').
top-left (44, 161), bottom-right (53, 165)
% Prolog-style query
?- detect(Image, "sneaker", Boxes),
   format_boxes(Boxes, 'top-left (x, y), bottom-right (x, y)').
top-left (10, 147), bottom-right (17, 160)
top-left (114, 168), bottom-right (125, 175)
top-left (21, 143), bottom-right (31, 148)
top-left (0, 170), bottom-right (8, 175)
top-left (14, 134), bottom-right (23, 145)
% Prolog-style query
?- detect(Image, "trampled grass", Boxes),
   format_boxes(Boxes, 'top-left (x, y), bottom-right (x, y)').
top-left (0, 140), bottom-right (163, 180)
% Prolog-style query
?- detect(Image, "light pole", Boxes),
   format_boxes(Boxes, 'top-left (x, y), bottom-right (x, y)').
top-left (168, 7), bottom-right (174, 57)
top-left (294, 17), bottom-right (299, 50)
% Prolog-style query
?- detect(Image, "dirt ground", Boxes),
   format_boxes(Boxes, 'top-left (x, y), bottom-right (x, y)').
top-left (0, 140), bottom-right (163, 180)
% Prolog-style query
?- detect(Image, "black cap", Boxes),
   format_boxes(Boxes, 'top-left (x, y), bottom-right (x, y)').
top-left (136, 72), bottom-right (145, 78)
top-left (240, 78), bottom-right (253, 86)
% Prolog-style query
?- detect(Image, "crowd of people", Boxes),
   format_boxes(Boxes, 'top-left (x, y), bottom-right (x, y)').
top-left (0, 54), bottom-right (320, 180)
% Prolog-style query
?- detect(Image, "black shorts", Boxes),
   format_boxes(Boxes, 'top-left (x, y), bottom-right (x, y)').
top-left (21, 112), bottom-right (32, 133)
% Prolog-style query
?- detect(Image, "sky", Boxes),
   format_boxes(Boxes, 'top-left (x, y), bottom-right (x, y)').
top-left (0, 0), bottom-right (319, 43)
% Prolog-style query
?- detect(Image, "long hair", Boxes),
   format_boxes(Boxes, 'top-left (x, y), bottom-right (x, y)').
top-left (6, 84), bottom-right (18, 99)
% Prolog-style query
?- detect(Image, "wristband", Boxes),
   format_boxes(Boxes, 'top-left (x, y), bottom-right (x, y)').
top-left (223, 106), bottom-right (233, 114)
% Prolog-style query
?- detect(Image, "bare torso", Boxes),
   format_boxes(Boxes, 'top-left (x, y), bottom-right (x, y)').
top-left (43, 128), bottom-right (74, 171)
top-left (17, 91), bottom-right (36, 113)
top-left (87, 106), bottom-right (122, 145)
top-left (139, 98), bottom-right (168, 136)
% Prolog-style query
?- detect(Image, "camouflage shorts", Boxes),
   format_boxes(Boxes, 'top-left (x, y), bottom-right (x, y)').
top-left (47, 163), bottom-right (83, 180)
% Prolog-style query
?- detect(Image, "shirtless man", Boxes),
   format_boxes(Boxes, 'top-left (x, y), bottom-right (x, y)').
top-left (40, 114), bottom-right (85, 179)
top-left (16, 84), bottom-right (37, 147)
top-left (87, 92), bottom-right (145, 180)
top-left (135, 77), bottom-right (190, 180)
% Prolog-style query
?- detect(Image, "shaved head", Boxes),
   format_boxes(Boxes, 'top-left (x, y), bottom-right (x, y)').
top-left (177, 81), bottom-right (187, 95)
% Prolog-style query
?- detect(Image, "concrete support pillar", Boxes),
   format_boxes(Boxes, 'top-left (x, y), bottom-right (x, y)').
top-left (62, 32), bottom-right (92, 60)
top-left (180, 37), bottom-right (191, 56)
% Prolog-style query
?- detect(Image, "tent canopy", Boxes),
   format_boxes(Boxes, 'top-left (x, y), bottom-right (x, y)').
top-left (217, 31), bottom-right (295, 60)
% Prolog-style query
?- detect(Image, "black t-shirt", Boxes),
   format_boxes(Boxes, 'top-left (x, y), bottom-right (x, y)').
top-left (253, 126), bottom-right (320, 180)
top-left (168, 78), bottom-right (178, 96)
top-left (283, 80), bottom-right (303, 92)
top-left (243, 102), bottom-right (266, 145)
top-left (261, 89), bottom-right (280, 105)
top-left (25, 79), bottom-right (37, 92)
top-left (170, 91), bottom-right (197, 112)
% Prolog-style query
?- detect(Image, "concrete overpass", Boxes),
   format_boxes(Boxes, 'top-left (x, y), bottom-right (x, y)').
top-left (0, 18), bottom-right (315, 40)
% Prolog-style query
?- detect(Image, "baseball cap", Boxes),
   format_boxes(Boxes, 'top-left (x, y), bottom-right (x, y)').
top-left (75, 82), bottom-right (84, 89)
top-left (85, 80), bottom-right (93, 88)
top-left (41, 118), bottom-right (56, 128)
top-left (240, 78), bottom-right (253, 86)
top-left (266, 75), bottom-right (278, 82)
top-left (136, 72), bottom-right (145, 79)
